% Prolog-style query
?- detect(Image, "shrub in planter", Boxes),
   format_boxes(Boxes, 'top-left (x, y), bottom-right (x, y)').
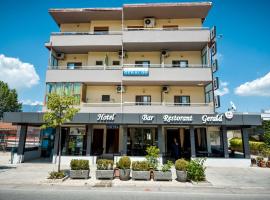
top-left (187, 158), bottom-right (206, 182)
top-left (256, 156), bottom-right (264, 167)
top-left (145, 146), bottom-right (160, 170)
top-left (153, 160), bottom-right (173, 181)
top-left (70, 159), bottom-right (90, 179)
top-left (96, 159), bottom-right (114, 180)
top-left (132, 161), bottom-right (150, 180)
top-left (175, 159), bottom-right (189, 182)
top-left (48, 171), bottom-right (66, 179)
top-left (117, 156), bottom-right (131, 181)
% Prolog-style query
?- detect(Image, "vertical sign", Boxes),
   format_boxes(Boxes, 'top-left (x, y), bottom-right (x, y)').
top-left (214, 95), bottom-right (220, 108)
top-left (213, 77), bottom-right (219, 90)
top-left (212, 59), bottom-right (218, 73)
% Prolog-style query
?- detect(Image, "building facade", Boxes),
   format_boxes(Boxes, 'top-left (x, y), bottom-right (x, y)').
top-left (4, 2), bottom-right (262, 166)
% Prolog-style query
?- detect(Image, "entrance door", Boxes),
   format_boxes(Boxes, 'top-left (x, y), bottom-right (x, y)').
top-left (166, 128), bottom-right (180, 158)
top-left (92, 129), bottom-right (104, 155)
top-left (106, 129), bottom-right (119, 153)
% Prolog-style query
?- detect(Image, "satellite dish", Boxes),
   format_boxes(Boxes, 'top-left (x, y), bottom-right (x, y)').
top-left (230, 101), bottom-right (237, 112)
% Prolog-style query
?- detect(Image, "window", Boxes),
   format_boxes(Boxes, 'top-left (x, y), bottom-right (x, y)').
top-left (174, 96), bottom-right (190, 106)
top-left (163, 25), bottom-right (178, 30)
top-left (135, 61), bottom-right (150, 68)
top-left (67, 62), bottom-right (82, 69)
top-left (96, 61), bottom-right (103, 66)
top-left (172, 60), bottom-right (188, 68)
top-left (50, 55), bottom-right (58, 68)
top-left (135, 95), bottom-right (151, 105)
top-left (201, 46), bottom-right (208, 66)
top-left (94, 27), bottom-right (109, 34)
top-left (112, 61), bottom-right (120, 66)
top-left (205, 83), bottom-right (213, 103)
top-left (102, 95), bottom-right (110, 102)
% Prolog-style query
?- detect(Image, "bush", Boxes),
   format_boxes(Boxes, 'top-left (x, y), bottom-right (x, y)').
top-left (175, 159), bottom-right (189, 171)
top-left (97, 159), bottom-right (114, 170)
top-left (70, 159), bottom-right (89, 170)
top-left (145, 146), bottom-right (160, 170)
top-left (187, 158), bottom-right (206, 182)
top-left (132, 161), bottom-right (150, 171)
top-left (161, 160), bottom-right (174, 172)
top-left (48, 171), bottom-right (65, 179)
top-left (230, 137), bottom-right (266, 154)
top-left (117, 156), bottom-right (131, 169)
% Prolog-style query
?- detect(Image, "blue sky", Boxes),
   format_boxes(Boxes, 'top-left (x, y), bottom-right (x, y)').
top-left (0, 0), bottom-right (269, 112)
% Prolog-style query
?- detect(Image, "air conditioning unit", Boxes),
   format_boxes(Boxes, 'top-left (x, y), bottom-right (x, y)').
top-left (162, 86), bottom-right (169, 93)
top-left (161, 50), bottom-right (169, 58)
top-left (144, 18), bottom-right (155, 28)
top-left (55, 52), bottom-right (65, 60)
top-left (118, 50), bottom-right (127, 59)
top-left (116, 85), bottom-right (126, 93)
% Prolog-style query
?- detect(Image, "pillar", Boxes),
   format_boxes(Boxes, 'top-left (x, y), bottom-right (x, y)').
top-left (158, 126), bottom-right (165, 154)
top-left (53, 127), bottom-right (60, 163)
top-left (242, 128), bottom-right (251, 159)
top-left (190, 126), bottom-right (196, 158)
top-left (122, 126), bottom-right (127, 155)
top-left (221, 126), bottom-right (229, 158)
top-left (17, 125), bottom-right (27, 163)
top-left (86, 125), bottom-right (93, 156)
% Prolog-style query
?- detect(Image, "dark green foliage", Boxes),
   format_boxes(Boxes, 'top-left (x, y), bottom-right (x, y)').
top-left (0, 81), bottom-right (22, 119)
top-left (161, 160), bottom-right (174, 172)
top-left (70, 159), bottom-right (89, 170)
top-left (131, 161), bottom-right (150, 171)
top-left (97, 159), bottom-right (114, 170)
top-left (187, 158), bottom-right (206, 182)
top-left (175, 159), bottom-right (189, 171)
top-left (145, 146), bottom-right (160, 170)
top-left (263, 120), bottom-right (270, 147)
top-left (48, 171), bottom-right (65, 179)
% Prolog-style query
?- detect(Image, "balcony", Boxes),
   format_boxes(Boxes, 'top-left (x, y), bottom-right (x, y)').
top-left (80, 102), bottom-right (214, 114)
top-left (46, 64), bottom-right (212, 84)
top-left (122, 27), bottom-right (210, 51)
top-left (47, 32), bottom-right (122, 53)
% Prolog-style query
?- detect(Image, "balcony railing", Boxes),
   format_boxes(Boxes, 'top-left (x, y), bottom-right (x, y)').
top-left (80, 102), bottom-right (214, 114)
top-left (48, 64), bottom-right (209, 70)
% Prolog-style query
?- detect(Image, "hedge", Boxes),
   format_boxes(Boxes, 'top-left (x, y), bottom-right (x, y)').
top-left (229, 138), bottom-right (266, 154)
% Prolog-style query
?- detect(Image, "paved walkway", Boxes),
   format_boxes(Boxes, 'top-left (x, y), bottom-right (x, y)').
top-left (1, 157), bottom-right (270, 189)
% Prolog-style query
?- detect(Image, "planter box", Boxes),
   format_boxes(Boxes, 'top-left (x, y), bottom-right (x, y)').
top-left (176, 170), bottom-right (187, 182)
top-left (70, 170), bottom-right (90, 179)
top-left (119, 169), bottom-right (131, 181)
top-left (153, 171), bottom-right (172, 181)
top-left (132, 171), bottom-right (150, 180)
top-left (96, 170), bottom-right (114, 180)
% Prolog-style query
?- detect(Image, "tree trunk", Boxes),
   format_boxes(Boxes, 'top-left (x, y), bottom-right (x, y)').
top-left (58, 126), bottom-right (62, 172)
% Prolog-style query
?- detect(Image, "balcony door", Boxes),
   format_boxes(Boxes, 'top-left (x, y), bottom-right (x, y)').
top-left (135, 95), bottom-right (151, 106)
top-left (174, 96), bottom-right (190, 106)
top-left (172, 60), bottom-right (188, 68)
top-left (135, 61), bottom-right (150, 68)
top-left (67, 62), bottom-right (82, 70)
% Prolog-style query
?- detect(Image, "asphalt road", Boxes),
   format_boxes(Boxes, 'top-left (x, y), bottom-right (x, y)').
top-left (0, 185), bottom-right (270, 200)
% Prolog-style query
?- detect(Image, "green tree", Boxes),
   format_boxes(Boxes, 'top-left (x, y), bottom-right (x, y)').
top-left (0, 81), bottom-right (22, 119)
top-left (41, 93), bottom-right (79, 172)
top-left (262, 120), bottom-right (270, 147)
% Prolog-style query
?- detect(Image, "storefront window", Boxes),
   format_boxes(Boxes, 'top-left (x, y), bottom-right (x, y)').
top-left (209, 129), bottom-right (224, 157)
top-left (127, 128), bottom-right (158, 156)
top-left (61, 127), bottom-right (87, 156)
top-left (227, 130), bottom-right (244, 158)
top-left (25, 126), bottom-right (41, 151)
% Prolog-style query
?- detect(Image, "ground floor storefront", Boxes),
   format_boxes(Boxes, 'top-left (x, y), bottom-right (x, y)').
top-left (3, 112), bottom-right (262, 167)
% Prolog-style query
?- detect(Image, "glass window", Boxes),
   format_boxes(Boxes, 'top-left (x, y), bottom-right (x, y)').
top-left (112, 61), bottom-right (120, 66)
top-left (67, 62), bottom-right (82, 69)
top-left (172, 60), bottom-right (188, 68)
top-left (50, 55), bottom-right (58, 68)
top-left (96, 61), bottom-right (103, 66)
top-left (135, 95), bottom-right (151, 105)
top-left (102, 95), bottom-right (110, 102)
top-left (205, 83), bottom-right (213, 103)
top-left (201, 46), bottom-right (208, 66)
top-left (174, 96), bottom-right (190, 106)
top-left (25, 126), bottom-right (41, 151)
top-left (61, 127), bottom-right (87, 156)
top-left (135, 61), bottom-right (150, 68)
top-left (94, 27), bottom-right (109, 34)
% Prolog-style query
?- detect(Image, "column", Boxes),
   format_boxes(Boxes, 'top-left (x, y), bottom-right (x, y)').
top-left (190, 126), bottom-right (196, 158)
top-left (242, 128), bottom-right (251, 159)
top-left (206, 128), bottom-right (212, 154)
top-left (157, 126), bottom-right (165, 154)
top-left (122, 126), bottom-right (127, 155)
top-left (86, 125), bottom-right (93, 156)
top-left (221, 126), bottom-right (229, 158)
top-left (17, 125), bottom-right (27, 163)
top-left (52, 127), bottom-right (60, 163)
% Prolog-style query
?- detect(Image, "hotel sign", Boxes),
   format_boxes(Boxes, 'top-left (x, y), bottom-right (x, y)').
top-left (97, 113), bottom-right (116, 122)
top-left (123, 67), bottom-right (149, 76)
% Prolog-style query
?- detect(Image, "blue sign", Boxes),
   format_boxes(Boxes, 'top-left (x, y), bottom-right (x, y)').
top-left (123, 68), bottom-right (149, 76)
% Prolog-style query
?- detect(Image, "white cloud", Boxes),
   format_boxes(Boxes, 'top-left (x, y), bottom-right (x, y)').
top-left (0, 54), bottom-right (40, 89)
top-left (215, 81), bottom-right (230, 96)
top-left (20, 99), bottom-right (43, 106)
top-left (235, 72), bottom-right (270, 96)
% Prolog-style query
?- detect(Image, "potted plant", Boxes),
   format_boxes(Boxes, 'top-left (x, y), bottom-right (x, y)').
top-left (96, 159), bottom-right (114, 180)
top-left (153, 160), bottom-right (173, 181)
top-left (256, 156), bottom-right (265, 167)
top-left (175, 159), bottom-right (189, 182)
top-left (187, 158), bottom-right (206, 182)
top-left (70, 159), bottom-right (90, 179)
top-left (131, 161), bottom-right (150, 180)
top-left (145, 146), bottom-right (160, 170)
top-left (117, 156), bottom-right (131, 181)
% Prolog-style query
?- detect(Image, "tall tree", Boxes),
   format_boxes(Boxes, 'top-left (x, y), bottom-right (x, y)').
top-left (0, 81), bottom-right (22, 119)
top-left (262, 120), bottom-right (270, 147)
top-left (41, 93), bottom-right (79, 172)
